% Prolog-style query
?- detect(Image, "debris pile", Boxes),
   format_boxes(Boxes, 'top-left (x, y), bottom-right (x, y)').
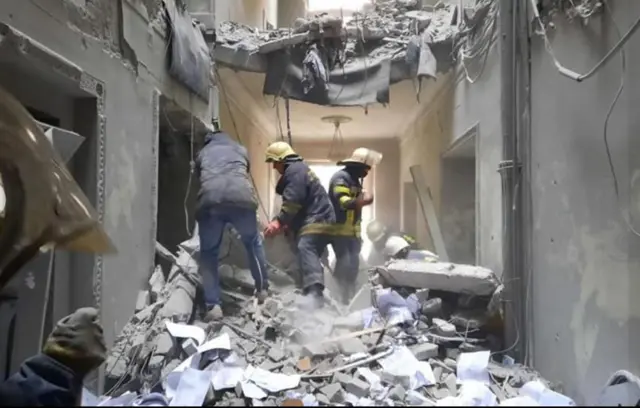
top-left (93, 232), bottom-right (575, 406)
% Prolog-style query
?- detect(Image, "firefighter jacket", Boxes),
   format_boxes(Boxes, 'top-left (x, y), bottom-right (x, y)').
top-left (275, 158), bottom-right (335, 235)
top-left (328, 168), bottom-right (364, 237)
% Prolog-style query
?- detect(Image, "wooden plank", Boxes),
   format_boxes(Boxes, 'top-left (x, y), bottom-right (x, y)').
top-left (409, 165), bottom-right (450, 261)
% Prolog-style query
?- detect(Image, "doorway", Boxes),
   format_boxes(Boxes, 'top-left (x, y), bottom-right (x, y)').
top-left (440, 129), bottom-right (477, 264)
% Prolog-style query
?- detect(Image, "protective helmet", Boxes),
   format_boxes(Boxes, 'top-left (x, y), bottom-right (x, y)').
top-left (366, 220), bottom-right (387, 243)
top-left (383, 235), bottom-right (411, 258)
top-left (265, 141), bottom-right (297, 163)
top-left (337, 147), bottom-right (383, 167)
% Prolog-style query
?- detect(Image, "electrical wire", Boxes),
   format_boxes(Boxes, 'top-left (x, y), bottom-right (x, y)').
top-left (458, 0), bottom-right (499, 83)
top-left (599, 1), bottom-right (640, 238)
top-left (183, 94), bottom-right (195, 237)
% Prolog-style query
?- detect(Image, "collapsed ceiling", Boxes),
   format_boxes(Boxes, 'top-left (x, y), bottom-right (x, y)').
top-left (213, 0), bottom-right (497, 108)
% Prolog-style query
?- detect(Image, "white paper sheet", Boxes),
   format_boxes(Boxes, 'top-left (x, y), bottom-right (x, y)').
top-left (436, 382), bottom-right (497, 406)
top-left (165, 321), bottom-right (206, 346)
top-left (82, 388), bottom-right (101, 406)
top-left (500, 396), bottom-right (541, 406)
top-left (457, 351), bottom-right (491, 384)
top-left (212, 366), bottom-right (245, 390)
top-left (520, 380), bottom-right (575, 406)
top-left (169, 368), bottom-right (212, 406)
top-left (379, 346), bottom-right (436, 390)
top-left (98, 391), bottom-right (138, 406)
top-left (357, 367), bottom-right (381, 385)
top-left (241, 380), bottom-right (268, 399)
top-left (197, 332), bottom-right (231, 353)
top-left (245, 365), bottom-right (301, 393)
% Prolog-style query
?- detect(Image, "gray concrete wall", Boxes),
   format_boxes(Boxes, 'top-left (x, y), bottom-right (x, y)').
top-left (449, 42), bottom-right (502, 275)
top-left (0, 0), bottom-right (211, 350)
top-left (441, 158), bottom-right (476, 264)
top-left (527, 2), bottom-right (640, 403)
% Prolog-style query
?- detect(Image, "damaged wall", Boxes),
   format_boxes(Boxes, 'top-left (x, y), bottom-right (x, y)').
top-left (0, 0), bottom-right (212, 353)
top-left (527, 2), bottom-right (640, 403)
top-left (215, 0), bottom-right (272, 28)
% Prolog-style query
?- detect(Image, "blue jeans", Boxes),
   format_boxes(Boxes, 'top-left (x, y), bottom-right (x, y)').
top-left (332, 236), bottom-right (362, 303)
top-left (297, 234), bottom-right (332, 292)
top-left (197, 206), bottom-right (269, 308)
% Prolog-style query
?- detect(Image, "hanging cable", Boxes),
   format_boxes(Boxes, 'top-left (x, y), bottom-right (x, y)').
top-left (284, 97), bottom-right (293, 147)
top-left (183, 94), bottom-right (195, 237)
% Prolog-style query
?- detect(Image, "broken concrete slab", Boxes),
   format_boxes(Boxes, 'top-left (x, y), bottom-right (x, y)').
top-left (409, 342), bottom-right (439, 360)
top-left (268, 347), bottom-right (287, 362)
top-left (432, 318), bottom-right (456, 336)
top-left (342, 376), bottom-right (370, 398)
top-left (338, 337), bottom-right (368, 355)
top-left (135, 290), bottom-right (150, 312)
top-left (319, 383), bottom-right (344, 404)
top-left (379, 259), bottom-right (500, 296)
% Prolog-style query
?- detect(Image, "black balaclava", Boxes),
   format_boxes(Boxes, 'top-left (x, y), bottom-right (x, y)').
top-left (345, 164), bottom-right (369, 180)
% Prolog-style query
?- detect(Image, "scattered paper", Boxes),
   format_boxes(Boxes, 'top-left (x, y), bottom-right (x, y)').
top-left (98, 391), bottom-right (137, 406)
top-left (165, 321), bottom-right (206, 346)
top-left (500, 396), bottom-right (541, 406)
top-left (457, 351), bottom-right (491, 384)
top-left (379, 346), bottom-right (436, 390)
top-left (241, 380), bottom-right (268, 399)
top-left (357, 367), bottom-right (381, 385)
top-left (245, 365), bottom-right (301, 393)
top-left (212, 366), bottom-right (244, 390)
top-left (376, 289), bottom-right (415, 324)
top-left (82, 388), bottom-right (101, 406)
top-left (285, 391), bottom-right (318, 406)
top-left (197, 332), bottom-right (231, 353)
top-left (437, 382), bottom-right (497, 406)
top-left (169, 368), bottom-right (212, 406)
top-left (519, 381), bottom-right (575, 406)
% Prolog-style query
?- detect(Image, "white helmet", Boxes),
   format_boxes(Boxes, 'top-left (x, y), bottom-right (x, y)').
top-left (337, 147), bottom-right (383, 167)
top-left (366, 220), bottom-right (387, 243)
top-left (383, 235), bottom-right (411, 258)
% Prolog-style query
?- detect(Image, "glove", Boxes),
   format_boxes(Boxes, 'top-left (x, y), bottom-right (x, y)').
top-left (264, 219), bottom-right (282, 238)
top-left (43, 307), bottom-right (107, 378)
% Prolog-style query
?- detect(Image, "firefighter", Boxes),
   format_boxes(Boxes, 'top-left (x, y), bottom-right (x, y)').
top-left (365, 219), bottom-right (438, 265)
top-left (263, 142), bottom-right (335, 308)
top-left (0, 84), bottom-right (113, 405)
top-left (328, 148), bottom-right (382, 304)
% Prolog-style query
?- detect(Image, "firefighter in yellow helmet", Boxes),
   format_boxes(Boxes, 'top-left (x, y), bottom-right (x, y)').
top-left (328, 148), bottom-right (382, 304)
top-left (263, 141), bottom-right (335, 308)
top-left (365, 219), bottom-right (438, 265)
top-left (0, 84), bottom-right (114, 405)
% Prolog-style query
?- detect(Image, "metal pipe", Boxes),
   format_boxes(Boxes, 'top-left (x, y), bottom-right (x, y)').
top-left (499, 0), bottom-right (520, 361)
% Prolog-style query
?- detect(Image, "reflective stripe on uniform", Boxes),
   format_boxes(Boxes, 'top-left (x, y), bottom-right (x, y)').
top-left (299, 222), bottom-right (335, 235)
top-left (339, 195), bottom-right (352, 208)
top-left (333, 185), bottom-right (351, 195)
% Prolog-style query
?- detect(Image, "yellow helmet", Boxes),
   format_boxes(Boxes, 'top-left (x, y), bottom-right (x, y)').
top-left (265, 141), bottom-right (296, 163)
top-left (366, 219), bottom-right (387, 243)
top-left (338, 147), bottom-right (383, 167)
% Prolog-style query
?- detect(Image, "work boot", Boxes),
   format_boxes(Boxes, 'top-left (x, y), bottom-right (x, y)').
top-left (255, 290), bottom-right (269, 304)
top-left (204, 305), bottom-right (223, 322)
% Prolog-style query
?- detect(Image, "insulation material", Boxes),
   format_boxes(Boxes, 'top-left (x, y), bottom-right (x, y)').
top-left (263, 49), bottom-right (391, 106)
top-left (163, 0), bottom-right (211, 100)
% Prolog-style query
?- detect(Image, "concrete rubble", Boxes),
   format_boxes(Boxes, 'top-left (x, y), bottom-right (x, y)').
top-left (96, 230), bottom-right (574, 407)
top-left (214, 0), bottom-right (493, 88)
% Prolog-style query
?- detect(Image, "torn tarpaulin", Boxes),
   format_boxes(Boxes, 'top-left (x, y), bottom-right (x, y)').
top-left (263, 47), bottom-right (391, 107)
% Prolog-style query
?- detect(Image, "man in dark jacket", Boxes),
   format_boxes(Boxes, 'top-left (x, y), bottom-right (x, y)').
top-left (263, 142), bottom-right (335, 308)
top-left (196, 130), bottom-right (269, 321)
top-left (0, 307), bottom-right (106, 406)
top-left (328, 148), bottom-right (382, 304)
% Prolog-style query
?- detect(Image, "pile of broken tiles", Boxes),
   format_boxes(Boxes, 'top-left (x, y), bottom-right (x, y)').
top-left (88, 237), bottom-right (576, 407)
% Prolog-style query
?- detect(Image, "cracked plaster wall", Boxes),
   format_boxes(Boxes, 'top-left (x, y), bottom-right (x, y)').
top-left (0, 0), bottom-right (212, 349)
top-left (528, 1), bottom-right (640, 403)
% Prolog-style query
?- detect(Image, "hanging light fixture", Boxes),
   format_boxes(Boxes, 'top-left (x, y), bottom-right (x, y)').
top-left (321, 115), bottom-right (352, 161)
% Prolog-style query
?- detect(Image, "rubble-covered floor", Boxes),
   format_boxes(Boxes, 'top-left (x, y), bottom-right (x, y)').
top-left (90, 230), bottom-right (576, 407)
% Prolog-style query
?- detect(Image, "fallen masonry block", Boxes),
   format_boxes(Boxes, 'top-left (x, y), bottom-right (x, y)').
top-left (268, 347), bottom-right (287, 362)
top-left (343, 376), bottom-right (370, 398)
top-left (315, 393), bottom-right (330, 406)
top-left (379, 259), bottom-right (500, 296)
top-left (409, 342), bottom-right (439, 360)
top-left (297, 357), bottom-right (312, 371)
top-left (338, 337), bottom-right (368, 355)
top-left (432, 318), bottom-right (456, 336)
top-left (148, 265), bottom-right (165, 302)
top-left (319, 383), bottom-right (344, 403)
top-left (443, 373), bottom-right (458, 396)
top-left (135, 290), bottom-right (150, 312)
top-left (388, 384), bottom-right (406, 401)
top-left (181, 338), bottom-right (198, 356)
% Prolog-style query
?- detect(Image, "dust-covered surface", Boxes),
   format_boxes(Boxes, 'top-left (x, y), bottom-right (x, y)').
top-left (91, 227), bottom-right (575, 406)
